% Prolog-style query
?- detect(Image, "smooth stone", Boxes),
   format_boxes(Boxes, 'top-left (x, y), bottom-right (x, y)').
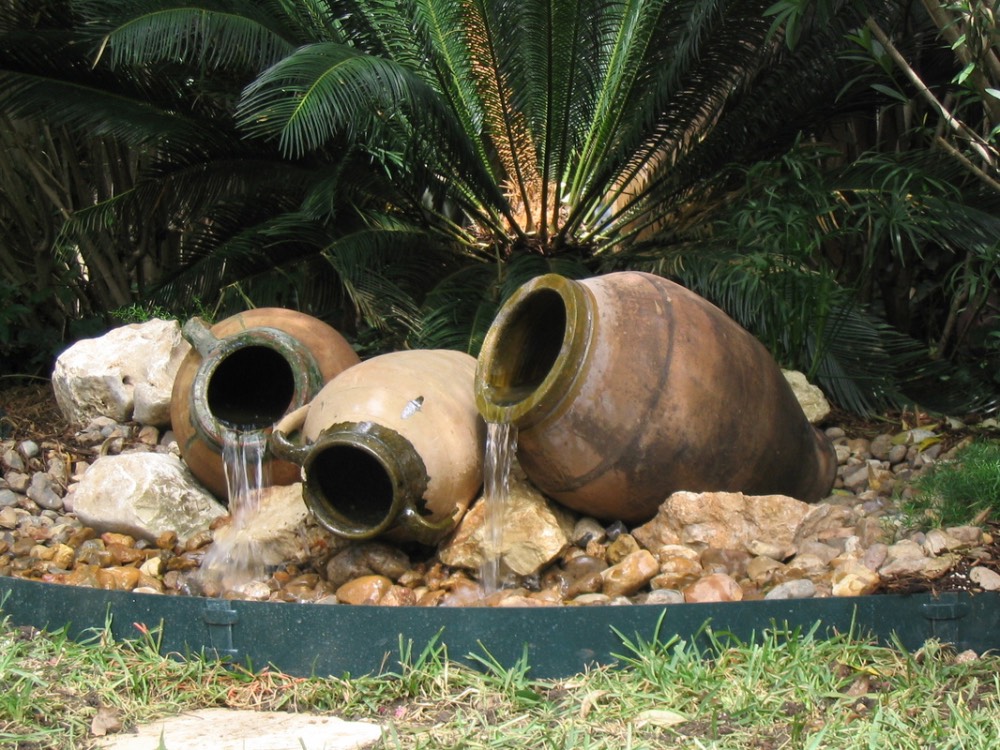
top-left (559, 555), bottom-right (608, 597)
top-left (605, 533), bottom-right (640, 564)
top-left (379, 585), bottom-right (417, 607)
top-left (0, 489), bottom-right (17, 508)
top-left (335, 575), bottom-right (393, 605)
top-left (6, 471), bottom-right (29, 492)
top-left (571, 593), bottom-right (612, 606)
top-left (95, 566), bottom-right (141, 591)
top-left (325, 543), bottom-right (411, 589)
top-left (494, 593), bottom-right (559, 607)
top-left (49, 543), bottom-right (76, 570)
top-left (139, 557), bottom-right (163, 577)
top-left (234, 580), bottom-right (272, 601)
top-left (869, 434), bottom-right (893, 460)
top-left (30, 544), bottom-right (54, 561)
top-left (649, 556), bottom-right (703, 591)
top-left (18, 440), bottom-right (40, 460)
top-left (887, 444), bottom-right (908, 464)
top-left (842, 465), bottom-right (872, 492)
top-left (700, 548), bottom-right (751, 578)
top-left (600, 550), bottom-right (659, 598)
top-left (572, 517), bottom-right (606, 546)
top-left (0, 506), bottom-right (19, 529)
top-left (831, 561), bottom-right (881, 596)
top-left (63, 564), bottom-right (101, 587)
top-left (970, 567), bottom-right (1000, 591)
top-left (764, 579), bottom-right (817, 600)
top-left (437, 578), bottom-right (483, 607)
top-left (746, 556), bottom-right (786, 585)
top-left (641, 588), bottom-right (686, 605)
top-left (3, 449), bottom-right (24, 472)
top-left (682, 573), bottom-right (743, 603)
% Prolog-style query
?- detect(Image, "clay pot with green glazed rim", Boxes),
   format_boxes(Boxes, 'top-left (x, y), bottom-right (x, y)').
top-left (270, 349), bottom-right (486, 546)
top-left (170, 308), bottom-right (360, 500)
top-left (474, 271), bottom-right (837, 525)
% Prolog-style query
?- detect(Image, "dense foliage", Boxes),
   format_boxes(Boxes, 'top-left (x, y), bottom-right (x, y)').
top-left (1, 0), bottom-right (997, 413)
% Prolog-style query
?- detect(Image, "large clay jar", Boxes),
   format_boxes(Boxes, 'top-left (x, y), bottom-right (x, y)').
top-left (474, 272), bottom-right (837, 524)
top-left (170, 308), bottom-right (360, 499)
top-left (270, 349), bottom-right (486, 545)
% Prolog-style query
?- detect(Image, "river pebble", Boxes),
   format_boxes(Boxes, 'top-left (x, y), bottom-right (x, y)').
top-left (1, 415), bottom-right (999, 608)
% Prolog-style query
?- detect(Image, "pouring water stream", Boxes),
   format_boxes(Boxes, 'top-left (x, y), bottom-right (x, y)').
top-left (199, 426), bottom-right (269, 590)
top-left (481, 421), bottom-right (518, 595)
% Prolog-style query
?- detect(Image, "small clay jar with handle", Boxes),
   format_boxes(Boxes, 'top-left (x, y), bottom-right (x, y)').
top-left (170, 308), bottom-right (360, 500)
top-left (271, 349), bottom-right (486, 545)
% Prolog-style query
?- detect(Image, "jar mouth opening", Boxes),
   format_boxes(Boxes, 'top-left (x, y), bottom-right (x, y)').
top-left (481, 287), bottom-right (566, 406)
top-left (475, 274), bottom-right (592, 427)
top-left (307, 443), bottom-right (397, 534)
top-left (207, 345), bottom-right (296, 430)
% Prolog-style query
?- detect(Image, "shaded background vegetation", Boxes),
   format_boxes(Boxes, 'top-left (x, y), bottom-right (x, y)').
top-left (1, 0), bottom-right (997, 415)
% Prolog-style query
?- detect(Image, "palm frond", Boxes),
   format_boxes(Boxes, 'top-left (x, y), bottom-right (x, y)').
top-left (460, 0), bottom-right (539, 233)
top-left (76, 0), bottom-right (295, 72)
top-left (0, 71), bottom-right (229, 155)
top-left (411, 0), bottom-right (493, 178)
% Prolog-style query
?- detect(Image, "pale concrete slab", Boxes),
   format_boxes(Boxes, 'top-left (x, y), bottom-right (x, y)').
top-left (96, 708), bottom-right (382, 750)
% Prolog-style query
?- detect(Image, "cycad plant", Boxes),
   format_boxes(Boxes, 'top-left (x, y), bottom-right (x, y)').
top-left (1, 0), bottom-right (997, 412)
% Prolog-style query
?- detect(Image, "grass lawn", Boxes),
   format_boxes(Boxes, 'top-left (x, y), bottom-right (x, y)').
top-left (3, 610), bottom-right (1000, 750)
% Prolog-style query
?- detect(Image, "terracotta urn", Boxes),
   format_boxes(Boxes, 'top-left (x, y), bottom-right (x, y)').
top-left (270, 349), bottom-right (486, 545)
top-left (474, 272), bottom-right (837, 524)
top-left (170, 308), bottom-right (360, 499)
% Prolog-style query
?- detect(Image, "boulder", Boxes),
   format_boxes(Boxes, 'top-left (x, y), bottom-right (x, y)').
top-left (783, 369), bottom-right (831, 425)
top-left (438, 472), bottom-right (575, 577)
top-left (632, 491), bottom-right (810, 555)
top-left (51, 319), bottom-right (190, 427)
top-left (69, 452), bottom-right (226, 544)
top-left (205, 482), bottom-right (345, 571)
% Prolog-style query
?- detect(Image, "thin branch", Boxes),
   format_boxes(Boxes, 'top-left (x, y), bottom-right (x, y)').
top-left (865, 17), bottom-right (999, 175)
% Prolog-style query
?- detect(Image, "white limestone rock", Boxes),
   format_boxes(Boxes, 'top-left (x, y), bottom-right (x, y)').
top-left (69, 452), bottom-right (226, 544)
top-left (51, 319), bottom-right (191, 428)
top-left (783, 369), bottom-right (831, 425)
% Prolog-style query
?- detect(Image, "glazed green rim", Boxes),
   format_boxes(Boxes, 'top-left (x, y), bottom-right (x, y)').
top-left (188, 325), bottom-right (325, 449)
top-left (475, 274), bottom-right (595, 429)
top-left (298, 421), bottom-right (456, 546)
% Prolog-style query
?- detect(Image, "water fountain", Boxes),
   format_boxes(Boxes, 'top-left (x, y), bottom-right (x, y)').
top-left (1, 286), bottom-right (998, 678)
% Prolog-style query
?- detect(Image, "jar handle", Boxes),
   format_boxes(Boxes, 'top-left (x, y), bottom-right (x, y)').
top-left (268, 405), bottom-right (311, 465)
top-left (181, 317), bottom-right (220, 358)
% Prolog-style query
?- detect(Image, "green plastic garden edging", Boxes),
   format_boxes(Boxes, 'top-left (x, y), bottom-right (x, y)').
top-left (2, 576), bottom-right (997, 678)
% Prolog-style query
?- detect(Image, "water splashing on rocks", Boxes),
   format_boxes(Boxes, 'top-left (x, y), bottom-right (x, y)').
top-left (199, 426), bottom-right (269, 592)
